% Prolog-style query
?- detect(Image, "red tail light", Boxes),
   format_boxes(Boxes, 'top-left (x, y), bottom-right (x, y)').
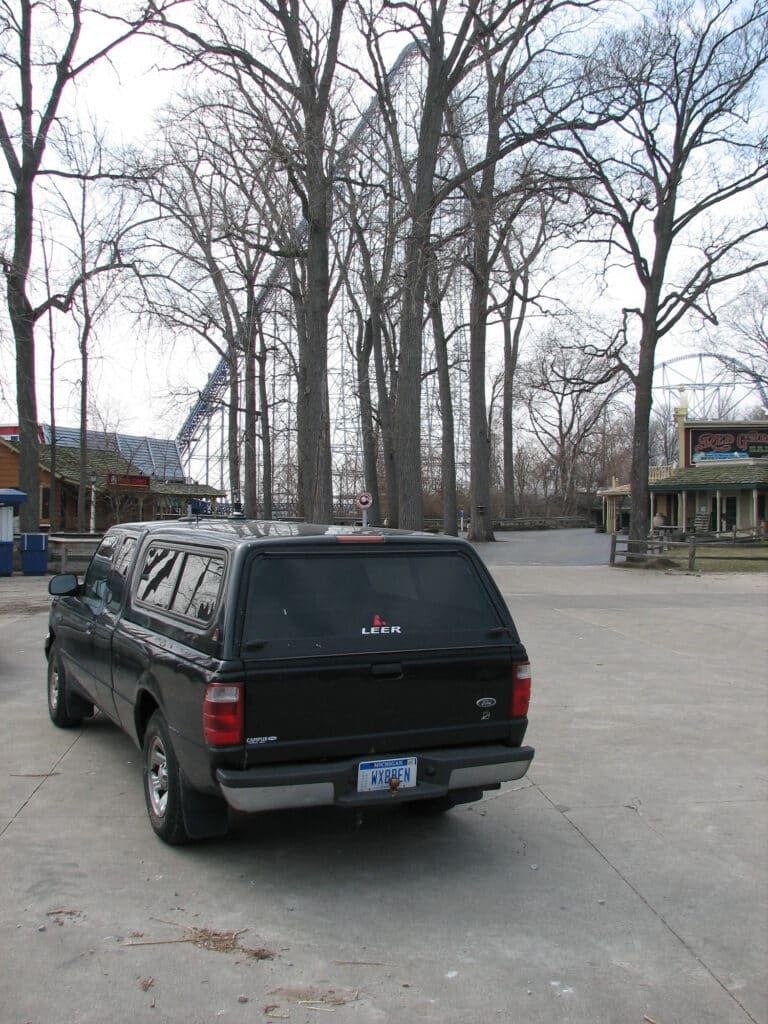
top-left (336, 534), bottom-right (385, 543)
top-left (203, 683), bottom-right (244, 745)
top-left (511, 662), bottom-right (531, 718)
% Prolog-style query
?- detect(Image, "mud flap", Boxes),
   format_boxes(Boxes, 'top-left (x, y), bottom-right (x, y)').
top-left (65, 688), bottom-right (94, 720)
top-left (180, 776), bottom-right (229, 839)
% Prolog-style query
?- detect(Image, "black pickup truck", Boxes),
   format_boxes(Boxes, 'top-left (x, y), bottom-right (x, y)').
top-left (45, 520), bottom-right (534, 844)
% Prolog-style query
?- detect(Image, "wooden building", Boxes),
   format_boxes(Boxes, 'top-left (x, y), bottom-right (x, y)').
top-left (0, 428), bottom-right (223, 532)
top-left (598, 398), bottom-right (768, 536)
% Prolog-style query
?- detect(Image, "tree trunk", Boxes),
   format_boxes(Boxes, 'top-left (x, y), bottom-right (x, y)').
top-left (370, 303), bottom-right (398, 525)
top-left (629, 262), bottom-right (665, 555)
top-left (297, 127), bottom-right (333, 523)
top-left (257, 326), bottom-right (273, 520)
top-left (227, 354), bottom-right (241, 510)
top-left (467, 209), bottom-right (494, 543)
top-left (394, 225), bottom-right (431, 530)
top-left (242, 321), bottom-right (258, 518)
top-left (9, 161), bottom-right (40, 532)
top-left (426, 265), bottom-right (457, 536)
top-left (358, 319), bottom-right (380, 525)
top-left (77, 339), bottom-right (88, 532)
top-left (502, 284), bottom-right (525, 519)
top-left (49, 368), bottom-right (57, 532)
top-left (628, 332), bottom-right (656, 556)
top-left (393, 46), bottom-right (446, 531)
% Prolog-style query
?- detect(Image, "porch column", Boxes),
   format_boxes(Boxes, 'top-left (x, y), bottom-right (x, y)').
top-left (682, 490), bottom-right (687, 532)
top-left (754, 488), bottom-right (759, 534)
top-left (716, 489), bottom-right (722, 533)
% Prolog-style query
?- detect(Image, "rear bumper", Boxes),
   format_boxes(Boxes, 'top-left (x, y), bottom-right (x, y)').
top-left (216, 744), bottom-right (534, 813)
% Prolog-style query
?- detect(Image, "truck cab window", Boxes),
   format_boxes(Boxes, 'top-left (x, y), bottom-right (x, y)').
top-left (107, 536), bottom-right (137, 612)
top-left (82, 534), bottom-right (119, 612)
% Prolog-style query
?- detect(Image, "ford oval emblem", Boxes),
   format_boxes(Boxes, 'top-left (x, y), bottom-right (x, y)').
top-left (476, 697), bottom-right (497, 709)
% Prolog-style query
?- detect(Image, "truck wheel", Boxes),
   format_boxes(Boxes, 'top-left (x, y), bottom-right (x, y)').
top-left (143, 711), bottom-right (190, 845)
top-left (47, 644), bottom-right (90, 728)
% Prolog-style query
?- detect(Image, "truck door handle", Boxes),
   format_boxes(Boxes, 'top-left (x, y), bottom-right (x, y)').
top-left (371, 664), bottom-right (403, 680)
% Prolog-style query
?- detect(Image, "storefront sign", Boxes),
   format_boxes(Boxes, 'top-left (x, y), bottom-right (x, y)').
top-left (694, 451), bottom-right (748, 461)
top-left (692, 429), bottom-right (768, 461)
top-left (106, 473), bottom-right (150, 488)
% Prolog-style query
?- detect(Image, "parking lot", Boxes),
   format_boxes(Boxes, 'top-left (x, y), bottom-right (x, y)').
top-left (1, 537), bottom-right (766, 1024)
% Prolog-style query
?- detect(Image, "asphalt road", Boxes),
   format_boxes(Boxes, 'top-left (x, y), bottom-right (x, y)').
top-left (477, 527), bottom-right (613, 565)
top-left (0, 556), bottom-right (766, 1024)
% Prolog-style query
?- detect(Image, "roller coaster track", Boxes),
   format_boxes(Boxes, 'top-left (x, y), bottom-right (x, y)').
top-left (657, 351), bottom-right (768, 412)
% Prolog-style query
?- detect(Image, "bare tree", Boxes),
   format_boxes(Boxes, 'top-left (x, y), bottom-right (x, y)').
top-left (155, 0), bottom-right (351, 523)
top-left (360, 0), bottom-right (603, 531)
top-left (560, 0), bottom-right (768, 552)
top-left (488, 175), bottom-right (586, 519)
top-left (0, 0), bottom-right (178, 530)
top-left (649, 403), bottom-right (678, 466)
top-left (446, 33), bottom-right (598, 540)
top-left (360, 1), bottom-right (515, 528)
top-left (520, 331), bottom-right (628, 514)
top-left (131, 96), bottom-right (277, 513)
top-left (702, 272), bottom-right (768, 408)
top-left (45, 128), bottom-right (139, 530)
top-left (335, 128), bottom-right (405, 524)
top-left (425, 251), bottom-right (460, 535)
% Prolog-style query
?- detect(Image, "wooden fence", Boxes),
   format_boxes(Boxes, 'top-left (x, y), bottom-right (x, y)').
top-left (610, 532), bottom-right (768, 570)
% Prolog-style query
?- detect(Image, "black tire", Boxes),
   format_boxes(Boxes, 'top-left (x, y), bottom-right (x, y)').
top-left (47, 644), bottom-right (90, 728)
top-left (142, 711), bottom-right (191, 845)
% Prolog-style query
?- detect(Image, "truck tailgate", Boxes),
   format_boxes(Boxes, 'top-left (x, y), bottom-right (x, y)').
top-left (242, 644), bottom-right (525, 764)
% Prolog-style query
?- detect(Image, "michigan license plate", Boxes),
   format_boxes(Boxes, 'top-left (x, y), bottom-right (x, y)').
top-left (357, 756), bottom-right (417, 793)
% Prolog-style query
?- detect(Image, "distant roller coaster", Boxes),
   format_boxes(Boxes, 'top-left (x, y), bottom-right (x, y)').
top-left (655, 352), bottom-right (767, 419)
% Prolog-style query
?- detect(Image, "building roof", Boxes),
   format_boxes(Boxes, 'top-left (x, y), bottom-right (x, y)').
top-left (0, 425), bottom-right (187, 482)
top-left (597, 483), bottom-right (631, 498)
top-left (38, 442), bottom-right (139, 486)
top-left (649, 460), bottom-right (768, 491)
top-left (1, 438), bottom-right (222, 498)
top-left (40, 426), bottom-right (187, 482)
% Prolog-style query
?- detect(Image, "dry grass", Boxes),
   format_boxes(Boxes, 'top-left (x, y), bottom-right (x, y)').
top-left (663, 541), bottom-right (768, 573)
top-left (123, 925), bottom-right (273, 960)
top-left (185, 926), bottom-right (273, 959)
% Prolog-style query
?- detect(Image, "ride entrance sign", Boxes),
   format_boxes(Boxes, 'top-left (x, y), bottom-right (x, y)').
top-left (357, 491), bottom-right (373, 526)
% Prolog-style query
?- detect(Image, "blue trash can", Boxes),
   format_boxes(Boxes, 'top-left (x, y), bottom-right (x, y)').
top-left (0, 540), bottom-right (13, 576)
top-left (21, 532), bottom-right (49, 575)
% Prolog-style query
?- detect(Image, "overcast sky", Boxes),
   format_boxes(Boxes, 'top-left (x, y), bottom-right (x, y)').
top-left (0, 3), bottom-right (762, 444)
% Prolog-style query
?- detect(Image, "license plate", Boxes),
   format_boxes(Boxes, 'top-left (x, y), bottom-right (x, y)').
top-left (357, 756), bottom-right (417, 793)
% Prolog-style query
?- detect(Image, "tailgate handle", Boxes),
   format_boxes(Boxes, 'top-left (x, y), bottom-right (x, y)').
top-left (371, 663), bottom-right (403, 680)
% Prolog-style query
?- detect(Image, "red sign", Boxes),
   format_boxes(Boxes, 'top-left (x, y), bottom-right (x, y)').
top-left (107, 473), bottom-right (150, 488)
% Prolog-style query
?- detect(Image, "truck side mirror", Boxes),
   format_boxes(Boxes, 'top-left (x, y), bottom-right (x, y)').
top-left (48, 574), bottom-right (80, 597)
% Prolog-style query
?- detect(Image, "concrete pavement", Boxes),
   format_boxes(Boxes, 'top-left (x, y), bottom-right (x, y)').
top-left (0, 571), bottom-right (50, 616)
top-left (0, 535), bottom-right (766, 1024)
